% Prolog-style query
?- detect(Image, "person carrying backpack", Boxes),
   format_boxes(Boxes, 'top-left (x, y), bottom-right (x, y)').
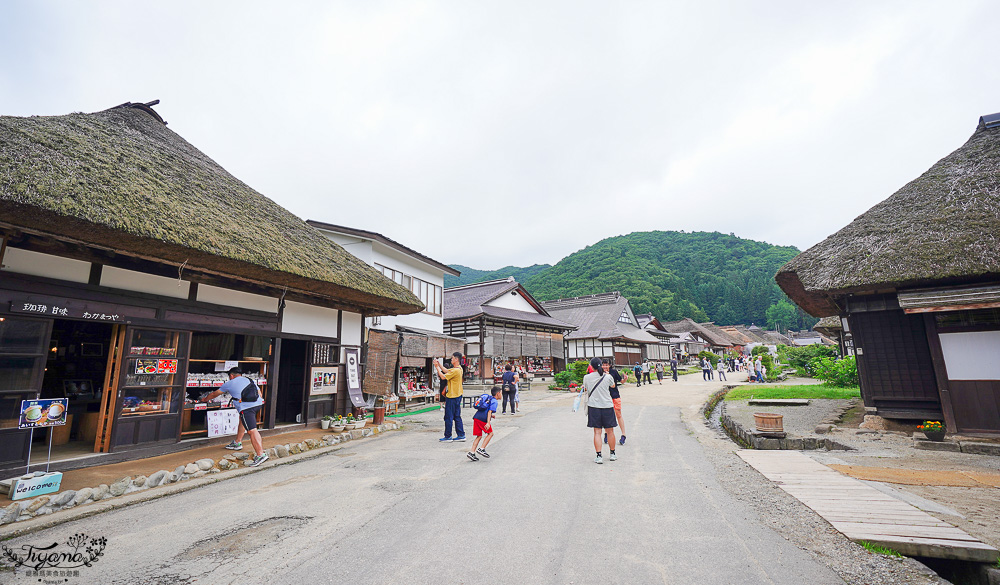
top-left (468, 386), bottom-right (501, 461)
top-left (500, 364), bottom-right (518, 414)
top-left (633, 363), bottom-right (642, 386)
top-left (200, 367), bottom-right (268, 467)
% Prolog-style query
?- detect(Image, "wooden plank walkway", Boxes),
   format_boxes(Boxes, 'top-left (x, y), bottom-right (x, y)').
top-left (737, 450), bottom-right (999, 563)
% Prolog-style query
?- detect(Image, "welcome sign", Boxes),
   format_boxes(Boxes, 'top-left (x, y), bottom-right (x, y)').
top-left (12, 472), bottom-right (63, 501)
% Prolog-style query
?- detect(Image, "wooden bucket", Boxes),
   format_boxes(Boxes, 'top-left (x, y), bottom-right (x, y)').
top-left (754, 412), bottom-right (784, 433)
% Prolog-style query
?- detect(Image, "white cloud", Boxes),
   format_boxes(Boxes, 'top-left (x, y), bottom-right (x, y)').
top-left (1, 0), bottom-right (996, 269)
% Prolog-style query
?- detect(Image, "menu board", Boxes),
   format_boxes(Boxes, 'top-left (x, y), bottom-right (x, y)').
top-left (310, 367), bottom-right (338, 395)
top-left (19, 398), bottom-right (69, 429)
top-left (135, 359), bottom-right (178, 374)
top-left (207, 409), bottom-right (238, 437)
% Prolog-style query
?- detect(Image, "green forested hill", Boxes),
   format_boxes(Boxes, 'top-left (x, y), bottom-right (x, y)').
top-left (445, 264), bottom-right (551, 288)
top-left (448, 231), bottom-right (816, 329)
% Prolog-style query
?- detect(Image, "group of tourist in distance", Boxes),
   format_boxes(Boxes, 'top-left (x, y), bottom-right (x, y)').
top-left (431, 349), bottom-right (765, 466)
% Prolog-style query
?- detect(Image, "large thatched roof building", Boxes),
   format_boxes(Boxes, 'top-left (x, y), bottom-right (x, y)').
top-left (0, 101), bottom-right (421, 316)
top-left (777, 113), bottom-right (1000, 434)
top-left (0, 101), bottom-right (423, 470)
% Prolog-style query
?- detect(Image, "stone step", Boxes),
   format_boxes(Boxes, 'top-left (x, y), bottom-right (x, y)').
top-left (748, 399), bottom-right (810, 406)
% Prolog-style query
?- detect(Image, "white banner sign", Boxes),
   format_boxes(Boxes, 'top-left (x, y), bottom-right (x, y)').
top-left (345, 347), bottom-right (364, 407)
top-left (207, 409), bottom-right (239, 437)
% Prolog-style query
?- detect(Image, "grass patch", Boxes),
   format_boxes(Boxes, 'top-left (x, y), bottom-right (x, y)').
top-left (858, 540), bottom-right (904, 558)
top-left (724, 384), bottom-right (860, 401)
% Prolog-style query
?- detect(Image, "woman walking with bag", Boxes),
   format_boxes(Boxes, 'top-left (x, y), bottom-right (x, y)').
top-left (584, 357), bottom-right (618, 464)
top-left (501, 364), bottom-right (518, 414)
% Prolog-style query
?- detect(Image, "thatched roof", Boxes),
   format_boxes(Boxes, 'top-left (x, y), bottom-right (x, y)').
top-left (541, 292), bottom-right (658, 343)
top-left (777, 116), bottom-right (1000, 317)
top-left (661, 318), bottom-right (736, 348)
top-left (0, 103), bottom-right (422, 316)
top-left (444, 279), bottom-right (575, 330)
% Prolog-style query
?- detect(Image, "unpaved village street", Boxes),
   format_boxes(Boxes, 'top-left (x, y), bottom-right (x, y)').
top-left (1, 373), bottom-right (943, 584)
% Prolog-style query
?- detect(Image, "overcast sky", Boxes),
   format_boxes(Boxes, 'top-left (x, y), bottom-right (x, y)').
top-left (2, 1), bottom-right (998, 269)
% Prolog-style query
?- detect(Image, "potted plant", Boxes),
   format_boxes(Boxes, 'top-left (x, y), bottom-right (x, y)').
top-left (917, 420), bottom-right (946, 441)
top-left (320, 415), bottom-right (334, 430)
top-left (331, 414), bottom-right (346, 432)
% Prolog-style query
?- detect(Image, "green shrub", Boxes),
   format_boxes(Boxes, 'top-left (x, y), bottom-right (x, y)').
top-left (777, 344), bottom-right (839, 376)
top-left (698, 350), bottom-right (721, 367)
top-left (555, 360), bottom-right (590, 387)
top-left (809, 356), bottom-right (859, 387)
top-left (750, 345), bottom-right (770, 356)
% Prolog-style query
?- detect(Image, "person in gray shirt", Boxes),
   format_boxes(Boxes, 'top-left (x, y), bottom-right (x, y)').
top-left (583, 357), bottom-right (617, 464)
top-left (200, 367), bottom-right (268, 467)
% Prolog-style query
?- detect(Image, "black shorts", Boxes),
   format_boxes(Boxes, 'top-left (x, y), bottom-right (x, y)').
top-left (239, 405), bottom-right (262, 431)
top-left (587, 407), bottom-right (617, 429)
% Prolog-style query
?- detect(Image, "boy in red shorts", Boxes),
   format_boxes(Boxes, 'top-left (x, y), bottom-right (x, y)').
top-left (468, 386), bottom-right (501, 461)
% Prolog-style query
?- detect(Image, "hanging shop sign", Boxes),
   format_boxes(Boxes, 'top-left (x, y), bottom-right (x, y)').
top-left (310, 367), bottom-right (338, 395)
top-left (18, 398), bottom-right (69, 429)
top-left (345, 347), bottom-right (365, 407)
top-left (207, 409), bottom-right (239, 438)
top-left (8, 296), bottom-right (154, 322)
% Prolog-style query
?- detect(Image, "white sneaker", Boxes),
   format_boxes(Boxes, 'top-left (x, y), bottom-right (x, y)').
top-left (609, 452), bottom-right (618, 461)
top-left (595, 454), bottom-right (603, 464)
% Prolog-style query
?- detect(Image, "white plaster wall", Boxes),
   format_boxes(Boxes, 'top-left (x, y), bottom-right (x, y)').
top-left (317, 232), bottom-right (374, 265)
top-left (101, 266), bottom-right (190, 299)
top-left (371, 246), bottom-right (440, 285)
top-left (373, 312), bottom-right (443, 333)
top-left (341, 311), bottom-right (363, 346)
top-left (1, 248), bottom-right (92, 283)
top-left (197, 284), bottom-right (278, 313)
top-left (282, 301), bottom-right (339, 338)
top-left (940, 331), bottom-right (1000, 380)
top-left (486, 290), bottom-right (536, 313)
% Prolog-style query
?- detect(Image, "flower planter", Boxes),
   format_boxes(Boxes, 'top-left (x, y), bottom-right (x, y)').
top-left (922, 429), bottom-right (946, 442)
top-left (353, 420), bottom-right (367, 429)
top-left (753, 412), bottom-right (784, 433)
top-left (331, 425), bottom-right (346, 433)
top-left (320, 419), bottom-right (331, 430)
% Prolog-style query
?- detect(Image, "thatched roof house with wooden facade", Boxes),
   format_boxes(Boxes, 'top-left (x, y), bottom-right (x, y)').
top-left (444, 278), bottom-right (575, 381)
top-left (777, 112), bottom-right (1000, 434)
top-left (635, 313), bottom-right (678, 361)
top-left (0, 101), bottom-right (422, 473)
top-left (541, 292), bottom-right (660, 368)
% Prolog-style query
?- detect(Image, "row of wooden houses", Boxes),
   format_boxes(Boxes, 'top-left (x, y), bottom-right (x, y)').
top-left (440, 281), bottom-right (811, 379)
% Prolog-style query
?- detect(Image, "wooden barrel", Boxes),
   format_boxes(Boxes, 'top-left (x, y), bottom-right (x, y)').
top-left (754, 412), bottom-right (784, 433)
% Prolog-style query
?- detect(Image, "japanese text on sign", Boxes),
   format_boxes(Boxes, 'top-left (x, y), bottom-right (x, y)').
top-left (17, 303), bottom-right (70, 316)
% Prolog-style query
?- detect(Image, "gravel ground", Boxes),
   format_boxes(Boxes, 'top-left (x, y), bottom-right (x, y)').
top-left (724, 399), bottom-right (856, 437)
top-left (699, 394), bottom-right (1000, 583)
top-left (689, 409), bottom-right (951, 585)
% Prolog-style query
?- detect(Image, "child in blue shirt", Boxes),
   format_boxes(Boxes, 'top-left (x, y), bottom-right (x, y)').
top-left (468, 386), bottom-right (501, 461)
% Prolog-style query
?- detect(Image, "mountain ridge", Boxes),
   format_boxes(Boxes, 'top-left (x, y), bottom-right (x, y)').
top-left (445, 230), bottom-right (815, 330)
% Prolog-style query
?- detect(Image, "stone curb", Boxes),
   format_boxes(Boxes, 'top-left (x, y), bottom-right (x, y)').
top-left (719, 402), bottom-right (853, 451)
top-left (0, 422), bottom-right (400, 538)
top-left (913, 439), bottom-right (1000, 456)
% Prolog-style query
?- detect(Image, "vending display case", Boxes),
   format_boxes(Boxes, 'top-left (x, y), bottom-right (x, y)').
top-left (111, 328), bottom-right (189, 448)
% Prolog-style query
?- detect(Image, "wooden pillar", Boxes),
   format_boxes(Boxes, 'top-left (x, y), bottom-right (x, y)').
top-left (479, 317), bottom-right (486, 382)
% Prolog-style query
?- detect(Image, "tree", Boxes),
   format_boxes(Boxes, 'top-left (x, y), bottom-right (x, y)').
top-left (766, 300), bottom-right (799, 332)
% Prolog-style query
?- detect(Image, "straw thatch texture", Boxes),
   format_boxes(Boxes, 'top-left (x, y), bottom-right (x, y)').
top-left (777, 122), bottom-right (1000, 317)
top-left (0, 104), bottom-right (422, 316)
